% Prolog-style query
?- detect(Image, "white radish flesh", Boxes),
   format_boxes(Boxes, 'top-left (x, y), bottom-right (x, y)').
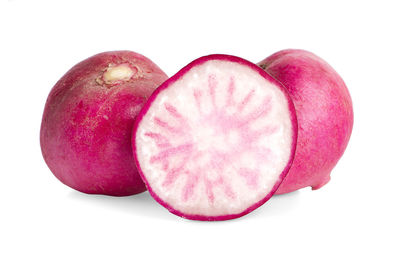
top-left (133, 55), bottom-right (297, 220)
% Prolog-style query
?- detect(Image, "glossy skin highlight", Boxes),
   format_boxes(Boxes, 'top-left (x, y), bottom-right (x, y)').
top-left (40, 51), bottom-right (168, 196)
top-left (258, 49), bottom-right (353, 194)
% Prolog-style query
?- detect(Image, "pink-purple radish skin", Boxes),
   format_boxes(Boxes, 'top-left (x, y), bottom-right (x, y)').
top-left (133, 55), bottom-right (297, 220)
top-left (258, 49), bottom-right (353, 194)
top-left (40, 51), bottom-right (168, 196)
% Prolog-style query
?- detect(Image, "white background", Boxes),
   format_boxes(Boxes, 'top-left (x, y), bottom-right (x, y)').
top-left (1, 0), bottom-right (399, 259)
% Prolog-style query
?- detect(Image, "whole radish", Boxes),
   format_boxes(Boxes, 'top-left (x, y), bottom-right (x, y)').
top-left (40, 51), bottom-right (168, 196)
top-left (258, 49), bottom-right (353, 194)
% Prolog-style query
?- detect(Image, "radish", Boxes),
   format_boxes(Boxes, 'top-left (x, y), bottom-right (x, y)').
top-left (40, 51), bottom-right (168, 196)
top-left (258, 49), bottom-right (353, 194)
top-left (133, 55), bottom-right (297, 220)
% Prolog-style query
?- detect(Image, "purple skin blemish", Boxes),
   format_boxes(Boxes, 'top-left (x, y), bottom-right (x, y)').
top-left (144, 73), bottom-right (277, 204)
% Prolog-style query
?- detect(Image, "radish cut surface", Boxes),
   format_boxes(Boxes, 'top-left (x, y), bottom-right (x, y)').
top-left (133, 55), bottom-right (297, 220)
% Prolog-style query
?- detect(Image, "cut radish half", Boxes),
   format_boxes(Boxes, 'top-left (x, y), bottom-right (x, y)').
top-left (133, 55), bottom-right (297, 220)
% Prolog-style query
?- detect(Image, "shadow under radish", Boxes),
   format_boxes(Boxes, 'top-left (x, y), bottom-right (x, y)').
top-left (249, 190), bottom-right (302, 218)
top-left (67, 190), bottom-right (176, 221)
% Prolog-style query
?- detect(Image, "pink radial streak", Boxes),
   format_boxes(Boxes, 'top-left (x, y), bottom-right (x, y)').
top-left (225, 77), bottom-right (236, 107)
top-left (208, 74), bottom-right (217, 109)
